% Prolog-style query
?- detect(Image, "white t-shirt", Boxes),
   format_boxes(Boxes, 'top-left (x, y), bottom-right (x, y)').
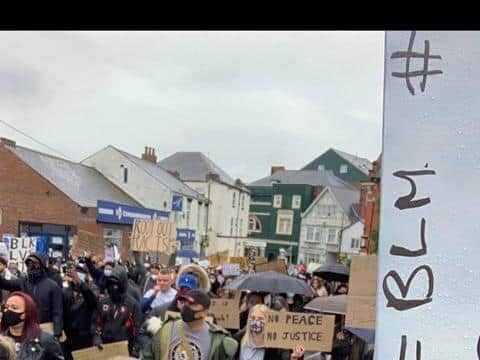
top-left (144, 287), bottom-right (177, 308)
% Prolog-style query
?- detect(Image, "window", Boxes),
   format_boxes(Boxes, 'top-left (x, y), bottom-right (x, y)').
top-left (185, 199), bottom-right (192, 227)
top-left (317, 164), bottom-right (325, 171)
top-left (314, 228), bottom-right (322, 242)
top-left (248, 215), bottom-right (262, 233)
top-left (306, 226), bottom-right (314, 241)
top-left (327, 228), bottom-right (338, 244)
top-left (276, 210), bottom-right (293, 235)
top-left (240, 194), bottom-right (245, 210)
top-left (292, 195), bottom-right (302, 209)
top-left (351, 238), bottom-right (360, 249)
top-left (273, 195), bottom-right (282, 208)
top-left (232, 192), bottom-right (236, 208)
top-left (340, 164), bottom-right (348, 174)
top-left (239, 219), bottom-right (243, 236)
top-left (104, 228), bottom-right (122, 248)
top-left (230, 218), bottom-right (234, 235)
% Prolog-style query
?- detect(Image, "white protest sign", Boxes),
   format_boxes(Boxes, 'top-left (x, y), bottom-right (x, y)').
top-left (222, 263), bottom-right (240, 277)
top-left (377, 31), bottom-right (480, 359)
top-left (8, 236), bottom-right (36, 273)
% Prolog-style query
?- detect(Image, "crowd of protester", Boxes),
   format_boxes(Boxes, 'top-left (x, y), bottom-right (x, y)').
top-left (0, 251), bottom-right (372, 360)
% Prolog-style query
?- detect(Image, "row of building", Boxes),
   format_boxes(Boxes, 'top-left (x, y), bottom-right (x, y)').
top-left (0, 136), bottom-right (380, 266)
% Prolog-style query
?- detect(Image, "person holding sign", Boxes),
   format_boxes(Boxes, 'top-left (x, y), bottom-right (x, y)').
top-left (141, 289), bottom-right (238, 360)
top-left (0, 291), bottom-right (64, 359)
top-left (234, 304), bottom-right (305, 360)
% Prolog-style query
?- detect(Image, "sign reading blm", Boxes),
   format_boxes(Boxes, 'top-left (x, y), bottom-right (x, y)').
top-left (131, 219), bottom-right (177, 254)
top-left (264, 311), bottom-right (335, 352)
top-left (8, 236), bottom-right (36, 273)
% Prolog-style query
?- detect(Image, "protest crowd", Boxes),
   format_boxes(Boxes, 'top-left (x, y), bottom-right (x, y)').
top-left (0, 247), bottom-right (374, 360)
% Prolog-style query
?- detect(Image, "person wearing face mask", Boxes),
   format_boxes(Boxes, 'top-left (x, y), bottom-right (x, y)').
top-left (61, 263), bottom-right (97, 360)
top-left (92, 265), bottom-right (142, 357)
top-left (234, 304), bottom-right (304, 360)
top-left (0, 253), bottom-right (64, 341)
top-left (239, 292), bottom-right (265, 330)
top-left (141, 289), bottom-right (238, 360)
top-left (0, 291), bottom-right (64, 359)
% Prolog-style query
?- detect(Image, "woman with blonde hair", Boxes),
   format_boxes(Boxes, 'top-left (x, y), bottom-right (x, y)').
top-left (234, 304), bottom-right (304, 360)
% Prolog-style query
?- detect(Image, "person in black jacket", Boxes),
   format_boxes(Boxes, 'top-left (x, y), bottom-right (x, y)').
top-left (1, 291), bottom-right (64, 359)
top-left (61, 263), bottom-right (97, 360)
top-left (0, 252), bottom-right (63, 340)
top-left (92, 265), bottom-right (142, 357)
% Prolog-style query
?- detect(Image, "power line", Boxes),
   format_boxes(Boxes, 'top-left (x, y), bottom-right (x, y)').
top-left (0, 118), bottom-right (72, 160)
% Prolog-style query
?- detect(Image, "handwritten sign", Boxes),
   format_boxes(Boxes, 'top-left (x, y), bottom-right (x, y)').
top-left (71, 231), bottom-right (105, 258)
top-left (131, 219), bottom-right (176, 253)
top-left (72, 341), bottom-right (129, 359)
top-left (264, 311), bottom-right (335, 352)
top-left (377, 31), bottom-right (480, 359)
top-left (255, 259), bottom-right (287, 274)
top-left (346, 255), bottom-right (376, 330)
top-left (208, 250), bottom-right (229, 268)
top-left (222, 263), bottom-right (241, 277)
top-left (210, 293), bottom-right (241, 329)
top-left (7, 236), bottom-right (36, 273)
top-left (229, 256), bottom-right (247, 269)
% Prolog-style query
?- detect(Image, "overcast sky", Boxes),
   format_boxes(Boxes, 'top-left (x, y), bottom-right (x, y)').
top-left (0, 31), bottom-right (384, 183)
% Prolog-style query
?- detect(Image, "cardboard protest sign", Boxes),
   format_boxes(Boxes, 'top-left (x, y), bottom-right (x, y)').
top-left (166, 310), bottom-right (214, 323)
top-left (377, 31), bottom-right (480, 358)
top-left (345, 255), bottom-right (376, 330)
top-left (229, 256), bottom-right (247, 268)
top-left (210, 292), bottom-right (241, 329)
top-left (72, 341), bottom-right (129, 359)
top-left (254, 256), bottom-right (267, 265)
top-left (255, 259), bottom-right (287, 274)
top-left (131, 219), bottom-right (176, 253)
top-left (7, 236), bottom-right (36, 273)
top-left (264, 311), bottom-right (335, 352)
top-left (222, 263), bottom-right (241, 276)
top-left (208, 250), bottom-right (229, 268)
top-left (71, 231), bottom-right (105, 258)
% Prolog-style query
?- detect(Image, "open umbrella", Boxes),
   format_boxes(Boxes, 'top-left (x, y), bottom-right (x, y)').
top-left (345, 327), bottom-right (375, 345)
top-left (177, 249), bottom-right (199, 258)
top-left (304, 295), bottom-right (347, 315)
top-left (225, 271), bottom-right (315, 296)
top-left (313, 263), bottom-right (350, 282)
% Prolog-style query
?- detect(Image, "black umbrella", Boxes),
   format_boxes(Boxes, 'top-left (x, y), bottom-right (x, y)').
top-left (225, 271), bottom-right (315, 297)
top-left (313, 263), bottom-right (350, 282)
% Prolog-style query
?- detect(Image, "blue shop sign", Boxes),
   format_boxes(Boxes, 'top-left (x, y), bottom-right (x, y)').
top-left (172, 195), bottom-right (183, 212)
top-left (176, 228), bottom-right (195, 244)
top-left (97, 200), bottom-right (169, 225)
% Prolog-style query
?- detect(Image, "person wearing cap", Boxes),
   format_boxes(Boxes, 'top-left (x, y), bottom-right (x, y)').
top-left (61, 262), bottom-right (98, 360)
top-left (0, 252), bottom-right (64, 339)
top-left (141, 289), bottom-right (238, 360)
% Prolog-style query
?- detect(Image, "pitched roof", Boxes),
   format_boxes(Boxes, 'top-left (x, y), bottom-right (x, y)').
top-left (302, 184), bottom-right (360, 222)
top-left (249, 169), bottom-right (351, 188)
top-left (158, 152), bottom-right (236, 186)
top-left (8, 145), bottom-right (139, 208)
top-left (331, 148), bottom-right (372, 175)
top-left (111, 147), bottom-right (204, 200)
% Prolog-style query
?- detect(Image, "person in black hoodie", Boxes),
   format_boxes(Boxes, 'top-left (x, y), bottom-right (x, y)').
top-left (62, 263), bottom-right (97, 360)
top-left (92, 265), bottom-right (142, 357)
top-left (0, 252), bottom-right (63, 339)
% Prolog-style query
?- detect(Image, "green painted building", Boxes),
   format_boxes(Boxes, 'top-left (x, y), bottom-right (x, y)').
top-left (245, 169), bottom-right (354, 263)
top-left (302, 148), bottom-right (371, 183)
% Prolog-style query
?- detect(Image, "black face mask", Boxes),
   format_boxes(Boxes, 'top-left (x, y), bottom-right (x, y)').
top-left (181, 305), bottom-right (202, 323)
top-left (2, 310), bottom-right (24, 327)
top-left (107, 284), bottom-right (123, 303)
top-left (27, 267), bottom-right (44, 282)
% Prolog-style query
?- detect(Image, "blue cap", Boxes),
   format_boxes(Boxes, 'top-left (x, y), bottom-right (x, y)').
top-left (178, 274), bottom-right (198, 290)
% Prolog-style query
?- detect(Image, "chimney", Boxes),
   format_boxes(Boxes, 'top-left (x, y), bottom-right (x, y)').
top-left (271, 166), bottom-right (285, 175)
top-left (235, 178), bottom-right (244, 187)
top-left (0, 137), bottom-right (16, 148)
top-left (168, 170), bottom-right (181, 180)
top-left (206, 172), bottom-right (220, 182)
top-left (313, 185), bottom-right (323, 198)
top-left (141, 146), bottom-right (157, 164)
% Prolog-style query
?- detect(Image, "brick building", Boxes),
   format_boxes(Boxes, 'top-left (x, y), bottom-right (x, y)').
top-left (0, 137), bottom-right (140, 259)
